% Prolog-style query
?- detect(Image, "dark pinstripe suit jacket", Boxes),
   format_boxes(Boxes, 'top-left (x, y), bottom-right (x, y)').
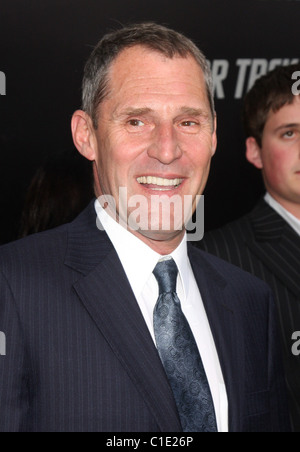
top-left (199, 198), bottom-right (300, 431)
top-left (0, 201), bottom-right (290, 432)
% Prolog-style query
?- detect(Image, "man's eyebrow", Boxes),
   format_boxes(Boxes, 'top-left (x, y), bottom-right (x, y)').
top-left (179, 107), bottom-right (208, 117)
top-left (274, 123), bottom-right (300, 132)
top-left (118, 107), bottom-right (153, 117)
top-left (115, 106), bottom-right (208, 118)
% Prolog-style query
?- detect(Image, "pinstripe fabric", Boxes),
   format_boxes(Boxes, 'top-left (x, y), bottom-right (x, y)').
top-left (199, 199), bottom-right (300, 431)
top-left (0, 201), bottom-right (290, 432)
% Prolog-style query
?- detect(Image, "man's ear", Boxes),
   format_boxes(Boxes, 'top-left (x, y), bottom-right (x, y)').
top-left (246, 137), bottom-right (263, 169)
top-left (212, 114), bottom-right (217, 156)
top-left (71, 110), bottom-right (96, 161)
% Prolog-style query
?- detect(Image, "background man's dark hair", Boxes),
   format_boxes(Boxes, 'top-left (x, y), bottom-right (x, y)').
top-left (19, 150), bottom-right (94, 238)
top-left (82, 22), bottom-right (215, 129)
top-left (243, 63), bottom-right (300, 147)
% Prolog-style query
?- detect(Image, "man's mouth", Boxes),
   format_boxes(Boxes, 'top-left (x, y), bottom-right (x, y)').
top-left (136, 176), bottom-right (184, 191)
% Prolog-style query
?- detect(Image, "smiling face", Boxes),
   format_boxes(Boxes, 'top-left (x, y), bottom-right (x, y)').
top-left (72, 45), bottom-right (217, 253)
top-left (246, 96), bottom-right (300, 217)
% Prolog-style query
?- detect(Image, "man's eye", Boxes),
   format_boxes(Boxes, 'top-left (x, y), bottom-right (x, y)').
top-left (283, 130), bottom-right (295, 138)
top-left (128, 119), bottom-right (145, 127)
top-left (180, 121), bottom-right (197, 127)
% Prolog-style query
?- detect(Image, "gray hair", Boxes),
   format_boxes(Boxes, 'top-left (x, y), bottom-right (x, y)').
top-left (82, 22), bottom-right (215, 129)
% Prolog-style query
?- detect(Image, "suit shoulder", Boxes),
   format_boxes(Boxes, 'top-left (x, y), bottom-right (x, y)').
top-left (200, 199), bottom-right (272, 253)
top-left (189, 244), bottom-right (272, 296)
top-left (0, 225), bottom-right (69, 273)
top-left (197, 212), bottom-right (254, 262)
top-left (204, 213), bottom-right (253, 245)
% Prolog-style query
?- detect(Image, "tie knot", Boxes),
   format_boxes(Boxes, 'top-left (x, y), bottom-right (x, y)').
top-left (153, 258), bottom-right (178, 294)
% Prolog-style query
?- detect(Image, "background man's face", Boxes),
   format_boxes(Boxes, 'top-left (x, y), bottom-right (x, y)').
top-left (260, 96), bottom-right (300, 205)
top-left (92, 45), bottom-right (217, 242)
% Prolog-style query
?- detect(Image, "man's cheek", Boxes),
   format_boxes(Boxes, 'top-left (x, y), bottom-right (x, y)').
top-left (263, 150), bottom-right (286, 184)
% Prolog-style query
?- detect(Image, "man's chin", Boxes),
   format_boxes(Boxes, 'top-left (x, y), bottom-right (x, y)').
top-left (132, 227), bottom-right (186, 244)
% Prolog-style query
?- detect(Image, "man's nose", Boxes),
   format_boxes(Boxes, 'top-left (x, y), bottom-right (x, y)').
top-left (147, 123), bottom-right (183, 164)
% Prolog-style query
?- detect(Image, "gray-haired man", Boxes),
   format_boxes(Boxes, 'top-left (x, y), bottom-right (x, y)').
top-left (0, 23), bottom-right (290, 432)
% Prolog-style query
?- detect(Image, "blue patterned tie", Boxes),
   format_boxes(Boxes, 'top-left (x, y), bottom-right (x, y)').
top-left (153, 258), bottom-right (218, 433)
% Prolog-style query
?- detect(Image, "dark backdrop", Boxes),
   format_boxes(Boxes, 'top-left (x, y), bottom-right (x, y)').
top-left (0, 0), bottom-right (299, 244)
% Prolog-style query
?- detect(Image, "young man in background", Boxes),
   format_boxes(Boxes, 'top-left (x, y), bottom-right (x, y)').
top-left (200, 64), bottom-right (300, 431)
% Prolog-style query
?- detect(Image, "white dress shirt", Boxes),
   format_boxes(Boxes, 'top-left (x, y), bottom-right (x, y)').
top-left (264, 193), bottom-right (300, 237)
top-left (95, 200), bottom-right (228, 432)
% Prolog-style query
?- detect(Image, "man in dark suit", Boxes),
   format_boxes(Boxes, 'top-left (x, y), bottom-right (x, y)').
top-left (0, 23), bottom-right (290, 432)
top-left (200, 64), bottom-right (300, 431)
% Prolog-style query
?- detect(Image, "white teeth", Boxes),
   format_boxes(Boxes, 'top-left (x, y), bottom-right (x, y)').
top-left (137, 176), bottom-right (183, 187)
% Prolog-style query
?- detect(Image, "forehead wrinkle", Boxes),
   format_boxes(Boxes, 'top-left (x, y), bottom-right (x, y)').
top-left (108, 56), bottom-right (206, 96)
top-left (103, 55), bottom-right (211, 124)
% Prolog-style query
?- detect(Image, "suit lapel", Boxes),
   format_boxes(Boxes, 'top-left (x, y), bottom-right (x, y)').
top-left (65, 203), bottom-right (181, 432)
top-left (188, 245), bottom-right (242, 432)
top-left (65, 202), bottom-right (245, 432)
top-left (248, 200), bottom-right (300, 298)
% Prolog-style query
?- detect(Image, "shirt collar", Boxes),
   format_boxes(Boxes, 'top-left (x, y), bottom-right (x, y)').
top-left (264, 192), bottom-right (300, 237)
top-left (170, 234), bottom-right (190, 300)
top-left (95, 199), bottom-right (190, 299)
